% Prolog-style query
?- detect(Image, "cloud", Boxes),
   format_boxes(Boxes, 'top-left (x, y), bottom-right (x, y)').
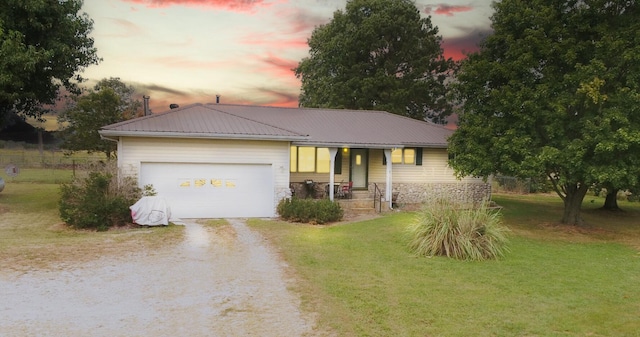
top-left (441, 28), bottom-right (491, 60)
top-left (260, 54), bottom-right (300, 80)
top-left (121, 0), bottom-right (280, 12)
top-left (238, 7), bottom-right (326, 49)
top-left (250, 87), bottom-right (299, 107)
top-left (139, 85), bottom-right (299, 113)
top-left (137, 83), bottom-right (188, 96)
top-left (424, 4), bottom-right (474, 16)
top-left (279, 7), bottom-right (329, 34)
top-left (146, 56), bottom-right (234, 69)
top-left (101, 18), bottom-right (145, 38)
top-left (129, 81), bottom-right (300, 113)
top-left (239, 32), bottom-right (309, 49)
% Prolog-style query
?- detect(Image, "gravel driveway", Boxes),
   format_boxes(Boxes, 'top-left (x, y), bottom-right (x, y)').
top-left (0, 219), bottom-right (319, 336)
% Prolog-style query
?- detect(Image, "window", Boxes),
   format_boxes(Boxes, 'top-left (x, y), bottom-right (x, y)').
top-left (391, 148), bottom-right (403, 163)
top-left (297, 147), bottom-right (315, 172)
top-left (316, 148), bottom-right (331, 173)
top-left (404, 148), bottom-right (415, 164)
top-left (290, 146), bottom-right (298, 172)
top-left (290, 146), bottom-right (341, 173)
top-left (384, 148), bottom-right (421, 165)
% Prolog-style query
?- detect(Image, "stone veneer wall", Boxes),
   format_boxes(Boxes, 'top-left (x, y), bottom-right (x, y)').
top-left (369, 182), bottom-right (492, 208)
top-left (289, 182), bottom-right (327, 199)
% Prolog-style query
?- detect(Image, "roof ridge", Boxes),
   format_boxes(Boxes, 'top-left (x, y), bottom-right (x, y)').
top-left (204, 102), bottom-right (390, 114)
top-left (203, 104), bottom-right (308, 137)
top-left (101, 103), bottom-right (205, 129)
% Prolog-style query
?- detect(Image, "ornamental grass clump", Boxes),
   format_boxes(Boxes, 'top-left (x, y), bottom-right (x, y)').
top-left (407, 199), bottom-right (510, 260)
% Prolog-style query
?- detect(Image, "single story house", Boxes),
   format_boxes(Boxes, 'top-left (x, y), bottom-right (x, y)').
top-left (99, 103), bottom-right (489, 218)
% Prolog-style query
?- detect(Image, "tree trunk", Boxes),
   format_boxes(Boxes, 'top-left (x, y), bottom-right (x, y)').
top-left (561, 184), bottom-right (589, 226)
top-left (602, 188), bottom-right (620, 210)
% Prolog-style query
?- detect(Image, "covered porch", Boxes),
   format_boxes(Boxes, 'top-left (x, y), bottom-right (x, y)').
top-left (288, 146), bottom-right (401, 210)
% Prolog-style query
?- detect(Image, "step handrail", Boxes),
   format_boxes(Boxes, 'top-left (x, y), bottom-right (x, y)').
top-left (373, 183), bottom-right (382, 213)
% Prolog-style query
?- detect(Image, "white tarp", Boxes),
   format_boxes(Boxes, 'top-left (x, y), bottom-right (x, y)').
top-left (130, 196), bottom-right (172, 226)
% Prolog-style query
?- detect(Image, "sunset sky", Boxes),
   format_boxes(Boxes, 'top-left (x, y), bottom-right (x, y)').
top-left (80, 0), bottom-right (494, 113)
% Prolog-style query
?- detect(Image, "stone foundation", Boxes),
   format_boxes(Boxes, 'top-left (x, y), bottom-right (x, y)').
top-left (289, 181), bottom-right (327, 199)
top-left (369, 182), bottom-right (491, 209)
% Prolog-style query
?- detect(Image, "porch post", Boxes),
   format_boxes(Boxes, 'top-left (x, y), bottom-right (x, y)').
top-left (383, 149), bottom-right (393, 209)
top-left (329, 147), bottom-right (338, 201)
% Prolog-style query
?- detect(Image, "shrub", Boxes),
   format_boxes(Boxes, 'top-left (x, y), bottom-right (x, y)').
top-left (406, 199), bottom-right (509, 260)
top-left (277, 197), bottom-right (343, 224)
top-left (59, 166), bottom-right (143, 231)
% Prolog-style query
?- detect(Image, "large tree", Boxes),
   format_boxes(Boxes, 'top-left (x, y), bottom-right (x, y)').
top-left (0, 0), bottom-right (99, 127)
top-left (60, 78), bottom-right (141, 158)
top-left (449, 0), bottom-right (640, 225)
top-left (294, 0), bottom-right (455, 123)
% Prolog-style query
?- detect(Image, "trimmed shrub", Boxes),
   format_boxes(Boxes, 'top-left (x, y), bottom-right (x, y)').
top-left (59, 169), bottom-right (143, 231)
top-left (277, 197), bottom-right (343, 224)
top-left (406, 199), bottom-right (509, 260)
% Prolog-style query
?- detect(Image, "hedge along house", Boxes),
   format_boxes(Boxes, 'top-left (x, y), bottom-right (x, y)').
top-left (99, 103), bottom-right (489, 219)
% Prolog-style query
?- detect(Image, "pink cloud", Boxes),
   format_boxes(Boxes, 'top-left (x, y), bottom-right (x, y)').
top-left (238, 7), bottom-right (324, 49)
top-left (239, 32), bottom-right (309, 49)
top-left (121, 0), bottom-right (278, 12)
top-left (262, 54), bottom-right (298, 77)
top-left (424, 4), bottom-right (473, 16)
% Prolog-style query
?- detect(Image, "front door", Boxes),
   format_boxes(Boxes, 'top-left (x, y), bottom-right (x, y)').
top-left (350, 149), bottom-right (368, 189)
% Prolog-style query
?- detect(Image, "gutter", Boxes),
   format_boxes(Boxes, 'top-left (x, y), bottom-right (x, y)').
top-left (291, 142), bottom-right (448, 149)
top-left (98, 130), bottom-right (309, 142)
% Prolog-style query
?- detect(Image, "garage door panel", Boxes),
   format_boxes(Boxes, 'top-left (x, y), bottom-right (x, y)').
top-left (139, 163), bottom-right (274, 218)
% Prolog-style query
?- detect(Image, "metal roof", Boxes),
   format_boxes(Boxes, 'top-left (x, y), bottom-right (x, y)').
top-left (100, 103), bottom-right (452, 148)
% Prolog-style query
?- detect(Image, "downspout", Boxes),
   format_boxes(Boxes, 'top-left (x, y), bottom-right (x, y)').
top-left (383, 149), bottom-right (393, 210)
top-left (328, 147), bottom-right (338, 201)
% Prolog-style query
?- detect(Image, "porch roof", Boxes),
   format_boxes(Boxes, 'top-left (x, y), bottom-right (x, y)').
top-left (100, 103), bottom-right (452, 148)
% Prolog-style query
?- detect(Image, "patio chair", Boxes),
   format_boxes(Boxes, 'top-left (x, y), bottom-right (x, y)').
top-left (341, 181), bottom-right (353, 199)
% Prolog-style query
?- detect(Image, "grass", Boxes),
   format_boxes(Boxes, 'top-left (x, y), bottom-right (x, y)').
top-left (248, 193), bottom-right (640, 336)
top-left (0, 147), bottom-right (107, 183)
top-left (0, 182), bottom-right (184, 273)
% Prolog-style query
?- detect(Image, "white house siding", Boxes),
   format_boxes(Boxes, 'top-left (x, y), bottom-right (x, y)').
top-left (117, 137), bottom-right (290, 217)
top-left (367, 149), bottom-right (490, 205)
top-left (366, 149), bottom-right (482, 183)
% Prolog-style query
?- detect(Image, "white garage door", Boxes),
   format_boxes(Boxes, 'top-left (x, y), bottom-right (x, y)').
top-left (139, 162), bottom-right (274, 218)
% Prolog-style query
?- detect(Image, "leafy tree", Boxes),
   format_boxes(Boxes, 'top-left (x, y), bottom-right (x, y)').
top-left (0, 0), bottom-right (99, 127)
top-left (448, 0), bottom-right (640, 225)
top-left (294, 0), bottom-right (455, 123)
top-left (60, 78), bottom-right (141, 158)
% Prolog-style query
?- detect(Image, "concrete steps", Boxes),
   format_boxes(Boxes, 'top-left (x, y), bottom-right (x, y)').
top-left (336, 190), bottom-right (379, 215)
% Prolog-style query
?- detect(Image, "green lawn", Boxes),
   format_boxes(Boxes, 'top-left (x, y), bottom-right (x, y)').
top-left (249, 194), bottom-right (640, 336)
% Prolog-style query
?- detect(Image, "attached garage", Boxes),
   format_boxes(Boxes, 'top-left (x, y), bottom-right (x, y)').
top-left (139, 162), bottom-right (274, 219)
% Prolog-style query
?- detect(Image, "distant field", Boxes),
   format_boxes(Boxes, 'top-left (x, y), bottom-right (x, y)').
top-left (26, 114), bottom-right (61, 132)
top-left (0, 148), bottom-right (107, 184)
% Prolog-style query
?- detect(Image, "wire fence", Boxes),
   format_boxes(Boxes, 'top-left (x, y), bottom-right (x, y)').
top-left (0, 151), bottom-right (107, 184)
